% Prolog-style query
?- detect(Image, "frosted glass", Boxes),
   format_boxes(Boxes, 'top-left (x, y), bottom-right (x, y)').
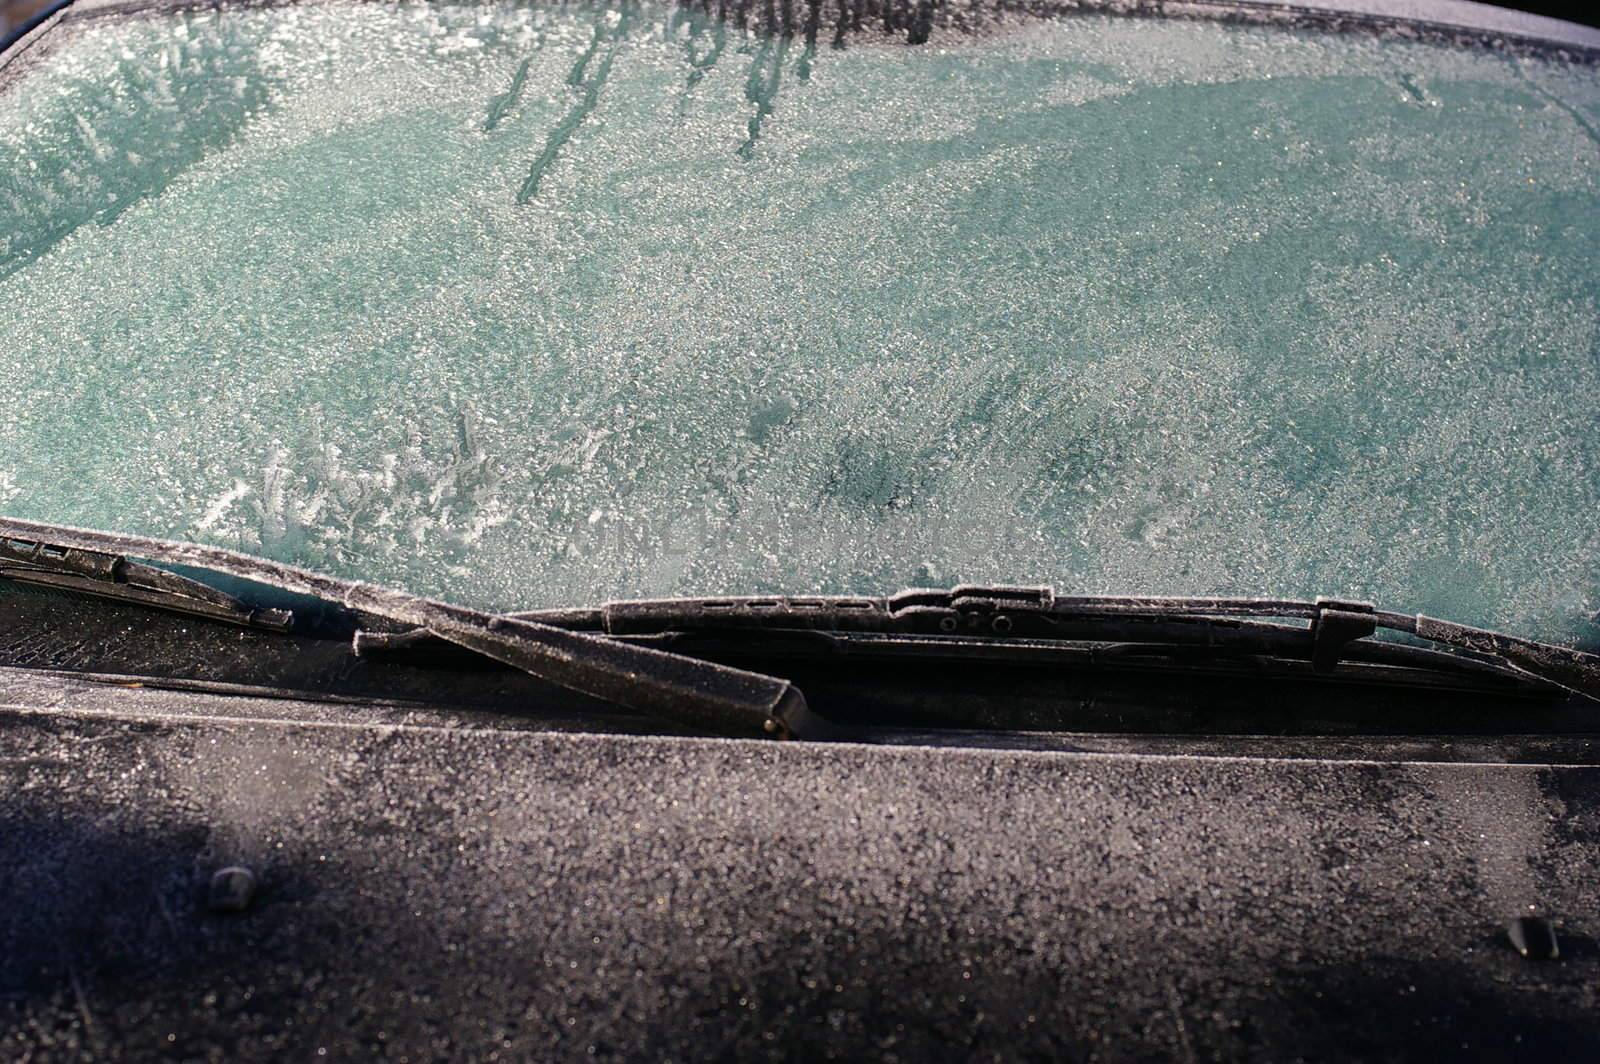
top-left (2, 3), bottom-right (1596, 642)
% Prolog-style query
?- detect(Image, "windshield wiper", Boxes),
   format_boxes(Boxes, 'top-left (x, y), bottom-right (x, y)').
top-left (0, 534), bottom-right (293, 632)
top-left (6, 517), bottom-right (1595, 736)
top-left (0, 517), bottom-right (828, 739)
top-left (367, 585), bottom-right (1600, 705)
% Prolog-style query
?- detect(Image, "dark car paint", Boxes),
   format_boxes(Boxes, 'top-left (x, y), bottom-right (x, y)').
top-left (3, 667), bottom-right (1599, 1060)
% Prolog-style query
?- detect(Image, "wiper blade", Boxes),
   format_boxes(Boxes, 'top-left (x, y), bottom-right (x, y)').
top-left (0, 534), bottom-right (293, 632)
top-left (474, 585), bottom-right (1600, 703)
top-left (0, 517), bottom-right (827, 740)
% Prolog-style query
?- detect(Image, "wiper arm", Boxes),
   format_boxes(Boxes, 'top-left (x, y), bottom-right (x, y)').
top-left (478, 585), bottom-right (1600, 704)
top-left (0, 535), bottom-right (292, 632)
top-left (12, 515), bottom-right (1590, 729)
top-left (0, 517), bottom-right (827, 739)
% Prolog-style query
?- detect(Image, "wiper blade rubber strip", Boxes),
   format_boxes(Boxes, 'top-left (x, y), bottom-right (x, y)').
top-left (0, 517), bottom-right (823, 740)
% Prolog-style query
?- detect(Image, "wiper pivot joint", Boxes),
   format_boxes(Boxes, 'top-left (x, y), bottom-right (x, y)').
top-left (1309, 599), bottom-right (1378, 673)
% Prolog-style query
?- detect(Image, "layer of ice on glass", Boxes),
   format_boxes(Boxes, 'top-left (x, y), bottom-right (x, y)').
top-left (1, 3), bottom-right (1596, 642)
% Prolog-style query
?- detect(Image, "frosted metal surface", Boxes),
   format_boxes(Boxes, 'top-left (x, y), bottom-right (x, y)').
top-left (1, 3), bottom-right (1596, 640)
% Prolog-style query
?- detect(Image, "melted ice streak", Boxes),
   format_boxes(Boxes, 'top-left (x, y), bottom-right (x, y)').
top-left (1, 4), bottom-right (1597, 639)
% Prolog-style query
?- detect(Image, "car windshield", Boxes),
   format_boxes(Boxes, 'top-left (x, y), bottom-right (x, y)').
top-left (1, 0), bottom-right (1596, 647)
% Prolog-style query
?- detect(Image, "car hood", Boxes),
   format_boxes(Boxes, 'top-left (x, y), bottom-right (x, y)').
top-left (2, 669), bottom-right (1598, 1059)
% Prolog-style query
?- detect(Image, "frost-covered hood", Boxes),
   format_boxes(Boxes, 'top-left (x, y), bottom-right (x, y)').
top-left (2, 671), bottom-right (1599, 1059)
